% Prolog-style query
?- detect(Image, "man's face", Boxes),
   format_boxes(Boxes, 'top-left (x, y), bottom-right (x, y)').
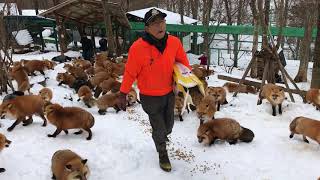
top-left (145, 16), bottom-right (166, 40)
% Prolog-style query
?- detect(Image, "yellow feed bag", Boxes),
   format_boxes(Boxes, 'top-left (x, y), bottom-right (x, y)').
top-left (173, 62), bottom-right (205, 96)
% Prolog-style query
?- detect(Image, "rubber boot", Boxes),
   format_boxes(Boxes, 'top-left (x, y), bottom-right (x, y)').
top-left (159, 150), bottom-right (171, 172)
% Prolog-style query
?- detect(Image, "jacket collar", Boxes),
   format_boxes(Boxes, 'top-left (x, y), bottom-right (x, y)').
top-left (141, 32), bottom-right (168, 53)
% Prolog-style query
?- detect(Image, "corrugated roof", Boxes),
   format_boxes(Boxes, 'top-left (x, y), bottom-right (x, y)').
top-left (0, 0), bottom-right (158, 11)
top-left (39, 0), bottom-right (130, 28)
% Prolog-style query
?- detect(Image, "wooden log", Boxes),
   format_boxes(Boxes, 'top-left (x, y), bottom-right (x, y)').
top-left (218, 74), bottom-right (307, 96)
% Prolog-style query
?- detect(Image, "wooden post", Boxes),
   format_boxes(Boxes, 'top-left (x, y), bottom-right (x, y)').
top-left (54, 14), bottom-right (66, 55)
top-left (102, 0), bottom-right (116, 57)
top-left (91, 26), bottom-right (96, 54)
top-left (34, 0), bottom-right (45, 52)
top-left (233, 57), bottom-right (254, 97)
top-left (53, 24), bottom-right (59, 52)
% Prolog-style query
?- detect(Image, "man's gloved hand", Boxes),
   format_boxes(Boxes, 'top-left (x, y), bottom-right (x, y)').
top-left (117, 92), bottom-right (127, 111)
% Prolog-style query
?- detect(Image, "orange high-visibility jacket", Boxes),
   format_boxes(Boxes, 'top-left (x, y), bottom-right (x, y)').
top-left (120, 35), bottom-right (191, 96)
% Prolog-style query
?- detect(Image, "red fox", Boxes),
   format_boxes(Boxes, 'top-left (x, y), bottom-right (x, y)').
top-left (196, 95), bottom-right (217, 124)
top-left (289, 116), bottom-right (320, 144)
top-left (174, 94), bottom-right (184, 121)
top-left (72, 59), bottom-right (92, 70)
top-left (0, 95), bottom-right (47, 131)
top-left (77, 86), bottom-right (95, 108)
top-left (56, 73), bottom-right (76, 88)
top-left (8, 63), bottom-right (31, 94)
top-left (0, 133), bottom-right (11, 173)
top-left (63, 64), bottom-right (88, 80)
top-left (257, 83), bottom-right (285, 116)
top-left (38, 87), bottom-right (53, 102)
top-left (96, 92), bottom-right (121, 115)
top-left (197, 118), bottom-right (254, 145)
top-left (223, 82), bottom-right (257, 94)
top-left (22, 59), bottom-right (55, 75)
top-left (44, 103), bottom-right (95, 140)
top-left (305, 88), bottom-right (320, 110)
top-left (205, 87), bottom-right (228, 111)
top-left (51, 149), bottom-right (90, 180)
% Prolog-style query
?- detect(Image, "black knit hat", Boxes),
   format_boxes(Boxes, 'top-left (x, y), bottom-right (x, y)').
top-left (143, 8), bottom-right (167, 26)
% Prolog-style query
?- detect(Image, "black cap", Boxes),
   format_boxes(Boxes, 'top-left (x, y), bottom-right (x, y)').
top-left (143, 8), bottom-right (167, 26)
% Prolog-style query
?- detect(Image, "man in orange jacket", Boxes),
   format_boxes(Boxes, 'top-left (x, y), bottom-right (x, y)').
top-left (118, 8), bottom-right (191, 172)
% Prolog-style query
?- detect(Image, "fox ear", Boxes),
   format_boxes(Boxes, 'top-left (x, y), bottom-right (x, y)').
top-left (65, 164), bottom-right (72, 171)
top-left (81, 159), bottom-right (88, 165)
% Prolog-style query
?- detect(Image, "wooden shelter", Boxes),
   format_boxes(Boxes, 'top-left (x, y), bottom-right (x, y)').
top-left (0, 0), bottom-right (158, 11)
top-left (39, 0), bottom-right (131, 57)
top-left (39, 0), bottom-right (130, 27)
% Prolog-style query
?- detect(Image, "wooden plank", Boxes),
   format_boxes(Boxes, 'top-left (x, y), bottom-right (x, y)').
top-left (218, 75), bottom-right (307, 95)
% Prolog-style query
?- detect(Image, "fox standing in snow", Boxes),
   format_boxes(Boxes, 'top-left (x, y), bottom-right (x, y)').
top-left (223, 82), bottom-right (257, 94)
top-left (197, 118), bottom-right (254, 145)
top-left (44, 103), bottom-right (95, 140)
top-left (305, 88), bottom-right (320, 110)
top-left (77, 85), bottom-right (95, 108)
top-left (257, 83), bottom-right (285, 116)
top-left (8, 62), bottom-right (31, 94)
top-left (0, 133), bottom-right (11, 173)
top-left (96, 92), bottom-right (121, 115)
top-left (51, 149), bottom-right (90, 180)
top-left (22, 59), bottom-right (55, 75)
top-left (0, 95), bottom-right (47, 131)
top-left (205, 87), bottom-right (228, 111)
top-left (289, 116), bottom-right (320, 144)
top-left (56, 73), bottom-right (76, 88)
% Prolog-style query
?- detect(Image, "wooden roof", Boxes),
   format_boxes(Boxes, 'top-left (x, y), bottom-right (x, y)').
top-left (39, 0), bottom-right (130, 28)
top-left (0, 0), bottom-right (158, 11)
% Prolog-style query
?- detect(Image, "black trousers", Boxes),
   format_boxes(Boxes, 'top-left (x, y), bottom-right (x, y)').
top-left (140, 91), bottom-right (175, 153)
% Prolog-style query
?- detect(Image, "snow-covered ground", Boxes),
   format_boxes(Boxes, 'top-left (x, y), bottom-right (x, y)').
top-left (0, 51), bottom-right (319, 180)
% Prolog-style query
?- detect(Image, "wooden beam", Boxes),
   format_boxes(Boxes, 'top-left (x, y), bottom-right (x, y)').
top-left (218, 74), bottom-right (307, 96)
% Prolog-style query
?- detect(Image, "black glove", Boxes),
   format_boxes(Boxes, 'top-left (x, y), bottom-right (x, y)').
top-left (117, 92), bottom-right (127, 111)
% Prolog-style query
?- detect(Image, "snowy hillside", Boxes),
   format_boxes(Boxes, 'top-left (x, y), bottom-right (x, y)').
top-left (0, 51), bottom-right (319, 180)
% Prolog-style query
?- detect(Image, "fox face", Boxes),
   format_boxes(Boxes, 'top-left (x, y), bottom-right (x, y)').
top-left (269, 87), bottom-right (285, 104)
top-left (63, 64), bottom-right (73, 71)
top-left (0, 103), bottom-right (17, 119)
top-left (206, 87), bottom-right (225, 103)
top-left (56, 73), bottom-right (65, 82)
top-left (39, 88), bottom-right (53, 102)
top-left (127, 90), bottom-right (138, 106)
top-left (44, 60), bottom-right (56, 70)
top-left (0, 133), bottom-right (11, 151)
top-left (65, 159), bottom-right (90, 180)
top-left (196, 96), bottom-right (216, 121)
top-left (197, 124), bottom-right (213, 145)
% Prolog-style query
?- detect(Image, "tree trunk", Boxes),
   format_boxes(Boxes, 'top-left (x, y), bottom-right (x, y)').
top-left (190, 0), bottom-right (199, 54)
top-left (52, 0), bottom-right (67, 54)
top-left (102, 0), bottom-right (116, 57)
top-left (179, 0), bottom-right (184, 24)
top-left (311, 2), bottom-right (320, 88)
top-left (186, 0), bottom-right (191, 17)
top-left (250, 0), bottom-right (259, 78)
top-left (294, 1), bottom-right (316, 82)
top-left (224, 0), bottom-right (232, 54)
top-left (0, 11), bottom-right (14, 93)
top-left (275, 0), bottom-right (285, 49)
top-left (203, 0), bottom-right (213, 65)
top-left (233, 0), bottom-right (244, 68)
top-left (280, 0), bottom-right (289, 48)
